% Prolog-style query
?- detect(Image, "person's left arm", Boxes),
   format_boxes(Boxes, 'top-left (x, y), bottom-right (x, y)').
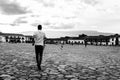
top-left (32, 33), bottom-right (36, 46)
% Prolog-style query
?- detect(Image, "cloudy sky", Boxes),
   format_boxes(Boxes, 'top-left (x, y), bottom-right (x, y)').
top-left (0, 0), bottom-right (120, 34)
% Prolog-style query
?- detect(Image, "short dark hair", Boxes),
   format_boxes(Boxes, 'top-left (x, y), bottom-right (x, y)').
top-left (38, 25), bottom-right (42, 30)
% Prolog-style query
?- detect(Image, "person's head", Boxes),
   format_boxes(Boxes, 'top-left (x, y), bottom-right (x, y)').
top-left (38, 25), bottom-right (42, 30)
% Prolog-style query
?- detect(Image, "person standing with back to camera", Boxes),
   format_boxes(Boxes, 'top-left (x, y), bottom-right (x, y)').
top-left (33, 25), bottom-right (46, 70)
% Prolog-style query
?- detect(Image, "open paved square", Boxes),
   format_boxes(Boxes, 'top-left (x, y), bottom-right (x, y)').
top-left (0, 43), bottom-right (120, 80)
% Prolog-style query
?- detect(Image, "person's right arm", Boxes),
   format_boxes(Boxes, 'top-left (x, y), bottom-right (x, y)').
top-left (43, 33), bottom-right (47, 47)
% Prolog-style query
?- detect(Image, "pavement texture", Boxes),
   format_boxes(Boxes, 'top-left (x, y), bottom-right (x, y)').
top-left (0, 43), bottom-right (120, 80)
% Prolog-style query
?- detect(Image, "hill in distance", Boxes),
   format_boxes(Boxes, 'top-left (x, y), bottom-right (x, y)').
top-left (18, 30), bottom-right (114, 38)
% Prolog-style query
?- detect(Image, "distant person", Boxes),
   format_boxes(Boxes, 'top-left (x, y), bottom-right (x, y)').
top-left (71, 42), bottom-right (73, 46)
top-left (61, 44), bottom-right (63, 50)
top-left (84, 39), bottom-right (87, 47)
top-left (33, 25), bottom-right (46, 70)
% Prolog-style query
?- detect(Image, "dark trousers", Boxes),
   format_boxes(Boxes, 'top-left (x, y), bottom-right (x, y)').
top-left (35, 45), bottom-right (44, 68)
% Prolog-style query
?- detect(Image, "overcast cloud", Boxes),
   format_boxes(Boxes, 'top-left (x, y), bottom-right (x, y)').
top-left (0, 0), bottom-right (120, 34)
top-left (0, 0), bottom-right (29, 15)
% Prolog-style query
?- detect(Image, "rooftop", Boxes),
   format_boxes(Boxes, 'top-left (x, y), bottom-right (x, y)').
top-left (0, 32), bottom-right (24, 36)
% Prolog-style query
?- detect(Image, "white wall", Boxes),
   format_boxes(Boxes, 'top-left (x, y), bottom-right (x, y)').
top-left (0, 36), bottom-right (6, 42)
top-left (109, 37), bottom-right (116, 45)
top-left (119, 37), bottom-right (120, 45)
top-left (68, 39), bottom-right (84, 44)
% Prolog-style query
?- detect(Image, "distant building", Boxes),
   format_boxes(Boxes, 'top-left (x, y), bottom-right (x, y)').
top-left (108, 34), bottom-right (120, 46)
top-left (0, 32), bottom-right (120, 46)
top-left (86, 35), bottom-right (110, 46)
top-left (67, 34), bottom-right (87, 45)
top-left (67, 37), bottom-right (85, 44)
top-left (46, 38), bottom-right (66, 44)
top-left (46, 34), bottom-right (120, 46)
top-left (3, 33), bottom-right (24, 43)
top-left (0, 32), bottom-right (33, 43)
top-left (0, 32), bottom-right (5, 42)
top-left (24, 35), bottom-right (34, 43)
top-left (0, 36), bottom-right (6, 42)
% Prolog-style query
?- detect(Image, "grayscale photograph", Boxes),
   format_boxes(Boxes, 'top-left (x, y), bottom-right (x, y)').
top-left (0, 0), bottom-right (120, 80)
